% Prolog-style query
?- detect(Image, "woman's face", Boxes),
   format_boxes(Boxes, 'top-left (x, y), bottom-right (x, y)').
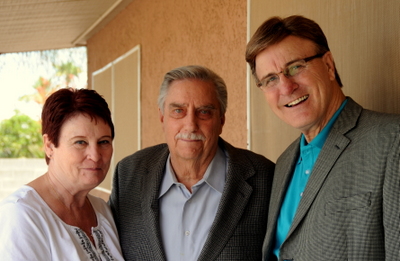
top-left (44, 113), bottom-right (113, 193)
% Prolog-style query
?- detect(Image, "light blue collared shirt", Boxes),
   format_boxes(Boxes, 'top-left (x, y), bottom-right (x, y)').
top-left (273, 99), bottom-right (348, 258)
top-left (159, 147), bottom-right (226, 261)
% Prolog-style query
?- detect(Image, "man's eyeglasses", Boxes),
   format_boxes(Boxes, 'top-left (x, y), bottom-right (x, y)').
top-left (257, 52), bottom-right (326, 91)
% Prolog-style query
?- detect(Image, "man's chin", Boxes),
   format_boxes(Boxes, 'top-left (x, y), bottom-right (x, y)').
top-left (175, 148), bottom-right (202, 160)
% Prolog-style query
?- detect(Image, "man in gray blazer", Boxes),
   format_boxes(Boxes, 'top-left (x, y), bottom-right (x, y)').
top-left (246, 15), bottom-right (400, 260)
top-left (109, 65), bottom-right (275, 260)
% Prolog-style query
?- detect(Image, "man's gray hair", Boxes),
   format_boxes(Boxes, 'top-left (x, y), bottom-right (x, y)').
top-left (157, 65), bottom-right (228, 115)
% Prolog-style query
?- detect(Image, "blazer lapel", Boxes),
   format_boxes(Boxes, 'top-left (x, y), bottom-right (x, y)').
top-left (285, 98), bottom-right (361, 240)
top-left (140, 147), bottom-right (169, 260)
top-left (198, 140), bottom-right (254, 261)
top-left (286, 133), bottom-right (350, 238)
top-left (263, 140), bottom-right (300, 255)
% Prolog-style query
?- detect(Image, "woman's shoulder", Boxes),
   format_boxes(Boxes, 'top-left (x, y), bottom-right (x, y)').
top-left (0, 186), bottom-right (51, 234)
top-left (0, 186), bottom-right (52, 260)
top-left (1, 185), bottom-right (43, 208)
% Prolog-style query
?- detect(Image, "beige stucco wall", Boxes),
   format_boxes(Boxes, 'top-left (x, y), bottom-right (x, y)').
top-left (87, 0), bottom-right (248, 150)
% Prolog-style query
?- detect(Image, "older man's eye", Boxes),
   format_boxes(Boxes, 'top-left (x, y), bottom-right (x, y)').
top-left (196, 109), bottom-right (214, 119)
top-left (171, 108), bottom-right (185, 116)
top-left (170, 108), bottom-right (186, 119)
top-left (199, 110), bottom-right (210, 115)
top-left (99, 140), bottom-right (111, 145)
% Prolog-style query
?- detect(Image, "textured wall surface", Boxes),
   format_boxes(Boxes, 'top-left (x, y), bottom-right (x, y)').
top-left (87, 0), bottom-right (247, 149)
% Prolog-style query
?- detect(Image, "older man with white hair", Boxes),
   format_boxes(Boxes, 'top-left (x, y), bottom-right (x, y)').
top-left (110, 65), bottom-right (275, 261)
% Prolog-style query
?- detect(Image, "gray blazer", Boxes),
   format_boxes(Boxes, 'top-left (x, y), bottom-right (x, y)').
top-left (110, 138), bottom-right (274, 261)
top-left (263, 98), bottom-right (400, 261)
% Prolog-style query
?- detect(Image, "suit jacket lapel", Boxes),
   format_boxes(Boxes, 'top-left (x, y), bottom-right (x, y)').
top-left (287, 134), bottom-right (350, 238)
top-left (263, 140), bottom-right (300, 255)
top-left (198, 139), bottom-right (254, 261)
top-left (286, 98), bottom-right (361, 240)
top-left (141, 146), bottom-right (169, 260)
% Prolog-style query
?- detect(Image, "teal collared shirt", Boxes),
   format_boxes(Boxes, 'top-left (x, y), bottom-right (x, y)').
top-left (273, 99), bottom-right (348, 258)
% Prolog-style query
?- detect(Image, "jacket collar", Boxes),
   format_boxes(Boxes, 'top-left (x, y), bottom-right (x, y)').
top-left (141, 138), bottom-right (257, 261)
top-left (265, 97), bottom-right (363, 255)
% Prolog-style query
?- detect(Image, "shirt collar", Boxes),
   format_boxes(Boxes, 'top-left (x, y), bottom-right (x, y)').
top-left (300, 98), bottom-right (348, 150)
top-left (159, 146), bottom-right (226, 198)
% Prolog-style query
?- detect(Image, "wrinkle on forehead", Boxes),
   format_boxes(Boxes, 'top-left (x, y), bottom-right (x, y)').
top-left (255, 36), bottom-right (317, 80)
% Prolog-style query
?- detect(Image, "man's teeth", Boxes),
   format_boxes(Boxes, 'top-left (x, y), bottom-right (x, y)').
top-left (286, 95), bottom-right (309, 107)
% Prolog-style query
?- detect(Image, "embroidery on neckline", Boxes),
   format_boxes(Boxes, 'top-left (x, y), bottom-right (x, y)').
top-left (75, 228), bottom-right (114, 260)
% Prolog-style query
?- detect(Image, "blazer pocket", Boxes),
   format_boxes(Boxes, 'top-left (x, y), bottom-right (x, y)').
top-left (325, 192), bottom-right (371, 215)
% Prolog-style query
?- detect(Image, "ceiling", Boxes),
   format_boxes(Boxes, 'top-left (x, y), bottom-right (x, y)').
top-left (0, 0), bottom-right (133, 54)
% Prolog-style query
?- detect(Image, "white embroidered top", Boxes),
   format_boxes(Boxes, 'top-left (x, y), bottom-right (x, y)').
top-left (0, 185), bottom-right (124, 261)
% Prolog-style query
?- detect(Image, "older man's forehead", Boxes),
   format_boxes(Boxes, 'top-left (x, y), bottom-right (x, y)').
top-left (167, 102), bottom-right (218, 110)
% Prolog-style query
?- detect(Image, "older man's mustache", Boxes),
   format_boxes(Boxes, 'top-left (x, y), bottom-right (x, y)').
top-left (175, 133), bottom-right (206, 141)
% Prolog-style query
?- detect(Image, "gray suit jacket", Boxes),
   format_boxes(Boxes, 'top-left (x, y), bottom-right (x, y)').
top-left (263, 98), bottom-right (400, 261)
top-left (110, 138), bottom-right (274, 260)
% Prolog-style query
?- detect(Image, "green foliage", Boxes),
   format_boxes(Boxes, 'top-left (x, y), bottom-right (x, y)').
top-left (54, 61), bottom-right (82, 85)
top-left (0, 111), bottom-right (44, 158)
